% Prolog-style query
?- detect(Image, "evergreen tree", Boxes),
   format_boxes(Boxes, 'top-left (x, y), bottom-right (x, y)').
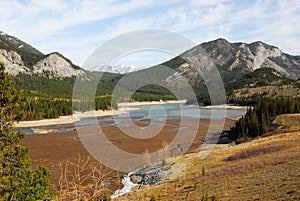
top-left (0, 62), bottom-right (53, 200)
top-left (230, 96), bottom-right (300, 141)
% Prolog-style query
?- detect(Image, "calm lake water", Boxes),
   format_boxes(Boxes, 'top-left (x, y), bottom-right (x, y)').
top-left (20, 103), bottom-right (247, 134)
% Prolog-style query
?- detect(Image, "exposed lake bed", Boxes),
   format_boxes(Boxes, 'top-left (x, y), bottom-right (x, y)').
top-left (19, 103), bottom-right (246, 194)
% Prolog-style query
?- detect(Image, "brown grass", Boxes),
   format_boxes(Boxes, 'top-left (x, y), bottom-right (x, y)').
top-left (208, 155), bottom-right (291, 178)
top-left (115, 131), bottom-right (300, 201)
top-left (224, 144), bottom-right (289, 161)
top-left (272, 113), bottom-right (300, 133)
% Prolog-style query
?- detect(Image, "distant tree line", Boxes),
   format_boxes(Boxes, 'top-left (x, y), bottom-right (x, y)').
top-left (227, 93), bottom-right (264, 106)
top-left (19, 96), bottom-right (116, 121)
top-left (229, 97), bottom-right (300, 141)
top-left (73, 96), bottom-right (117, 112)
top-left (13, 74), bottom-right (75, 98)
top-left (132, 93), bottom-right (175, 102)
top-left (19, 97), bottom-right (73, 120)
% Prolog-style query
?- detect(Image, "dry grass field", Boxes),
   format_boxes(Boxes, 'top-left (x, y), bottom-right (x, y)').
top-left (116, 114), bottom-right (300, 201)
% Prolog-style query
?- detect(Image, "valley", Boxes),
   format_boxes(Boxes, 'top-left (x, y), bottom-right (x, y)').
top-left (0, 30), bottom-right (299, 200)
top-left (2, 31), bottom-right (300, 111)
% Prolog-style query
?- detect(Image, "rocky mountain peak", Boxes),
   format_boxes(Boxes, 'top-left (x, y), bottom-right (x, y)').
top-left (0, 31), bottom-right (299, 83)
top-left (93, 64), bottom-right (138, 74)
top-left (0, 49), bottom-right (30, 76)
top-left (214, 38), bottom-right (231, 45)
top-left (201, 38), bottom-right (237, 67)
top-left (202, 39), bottom-right (298, 79)
top-left (163, 38), bottom-right (300, 86)
top-left (33, 53), bottom-right (86, 79)
top-left (0, 31), bottom-right (88, 79)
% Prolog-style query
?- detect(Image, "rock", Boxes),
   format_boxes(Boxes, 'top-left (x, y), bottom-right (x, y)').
top-left (130, 174), bottom-right (143, 184)
top-left (218, 132), bottom-right (236, 144)
top-left (130, 165), bottom-right (162, 186)
top-left (0, 49), bottom-right (30, 75)
top-left (33, 53), bottom-right (86, 79)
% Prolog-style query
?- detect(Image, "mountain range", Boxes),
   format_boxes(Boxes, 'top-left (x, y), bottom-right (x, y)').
top-left (163, 38), bottom-right (300, 82)
top-left (93, 65), bottom-right (138, 74)
top-left (0, 30), bottom-right (299, 101)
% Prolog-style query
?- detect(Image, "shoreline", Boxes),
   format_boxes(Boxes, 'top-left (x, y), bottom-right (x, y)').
top-left (117, 100), bottom-right (187, 107)
top-left (199, 104), bottom-right (249, 110)
top-left (16, 108), bottom-right (133, 128)
top-left (16, 100), bottom-right (186, 128)
top-left (16, 101), bottom-right (247, 128)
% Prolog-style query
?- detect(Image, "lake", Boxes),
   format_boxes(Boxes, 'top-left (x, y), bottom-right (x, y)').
top-left (20, 103), bottom-right (247, 135)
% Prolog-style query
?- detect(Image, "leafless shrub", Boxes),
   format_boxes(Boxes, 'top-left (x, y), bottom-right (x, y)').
top-left (159, 141), bottom-right (170, 167)
top-left (143, 148), bottom-right (152, 167)
top-left (58, 155), bottom-right (113, 201)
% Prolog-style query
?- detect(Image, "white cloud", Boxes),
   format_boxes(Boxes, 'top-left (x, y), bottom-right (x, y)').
top-left (0, 0), bottom-right (299, 67)
top-left (224, 0), bottom-right (300, 54)
top-left (188, 0), bottom-right (232, 7)
top-left (0, 0), bottom-right (165, 41)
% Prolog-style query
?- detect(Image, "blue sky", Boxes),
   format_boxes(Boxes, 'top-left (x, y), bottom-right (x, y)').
top-left (0, 0), bottom-right (299, 69)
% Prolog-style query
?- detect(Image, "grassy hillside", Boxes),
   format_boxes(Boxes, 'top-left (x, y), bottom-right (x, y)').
top-left (115, 114), bottom-right (300, 200)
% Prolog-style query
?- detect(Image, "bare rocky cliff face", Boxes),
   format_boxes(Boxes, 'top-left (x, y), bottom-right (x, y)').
top-left (201, 39), bottom-right (300, 79)
top-left (33, 53), bottom-right (86, 79)
top-left (0, 31), bottom-right (87, 79)
top-left (0, 49), bottom-right (30, 76)
top-left (0, 49), bottom-right (86, 79)
top-left (164, 38), bottom-right (300, 85)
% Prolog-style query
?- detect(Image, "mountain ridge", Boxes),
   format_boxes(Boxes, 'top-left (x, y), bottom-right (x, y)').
top-left (159, 38), bottom-right (300, 91)
top-left (0, 31), bottom-right (87, 79)
top-left (93, 64), bottom-right (138, 74)
top-left (0, 31), bottom-right (299, 101)
top-left (1, 31), bottom-right (299, 80)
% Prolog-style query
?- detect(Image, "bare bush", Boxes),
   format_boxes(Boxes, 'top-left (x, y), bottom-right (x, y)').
top-left (58, 155), bottom-right (113, 201)
top-left (159, 141), bottom-right (170, 167)
top-left (143, 148), bottom-right (152, 167)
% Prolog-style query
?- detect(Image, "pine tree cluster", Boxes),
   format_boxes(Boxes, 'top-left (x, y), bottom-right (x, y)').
top-left (229, 97), bottom-right (300, 141)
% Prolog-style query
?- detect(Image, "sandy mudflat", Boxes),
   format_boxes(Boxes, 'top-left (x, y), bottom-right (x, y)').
top-left (20, 118), bottom-right (236, 188)
top-left (16, 115), bottom-right (76, 128)
top-left (200, 104), bottom-right (249, 110)
top-left (16, 107), bottom-right (136, 128)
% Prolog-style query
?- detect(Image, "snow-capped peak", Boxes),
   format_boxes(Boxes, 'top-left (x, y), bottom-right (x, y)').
top-left (93, 65), bottom-right (138, 74)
